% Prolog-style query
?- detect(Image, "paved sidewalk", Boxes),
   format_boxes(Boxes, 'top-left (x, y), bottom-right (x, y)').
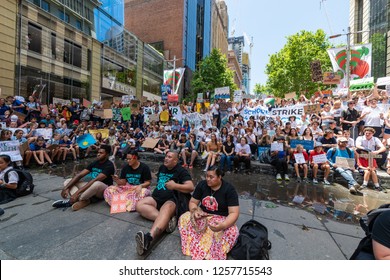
top-left (0, 171), bottom-right (365, 260)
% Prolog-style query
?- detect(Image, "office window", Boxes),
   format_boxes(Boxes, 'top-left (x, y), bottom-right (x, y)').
top-left (51, 33), bottom-right (56, 59)
top-left (76, 20), bottom-right (82, 31)
top-left (28, 22), bottom-right (42, 54)
top-left (64, 39), bottom-right (82, 68)
top-left (59, 10), bottom-right (70, 23)
top-left (73, 43), bottom-right (82, 68)
top-left (41, 0), bottom-right (50, 12)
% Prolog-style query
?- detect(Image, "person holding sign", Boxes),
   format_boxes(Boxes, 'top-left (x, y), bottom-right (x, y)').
top-left (326, 137), bottom-right (360, 194)
top-left (292, 144), bottom-right (309, 183)
top-left (356, 148), bottom-right (383, 192)
top-left (270, 137), bottom-right (290, 181)
top-left (309, 142), bottom-right (331, 185)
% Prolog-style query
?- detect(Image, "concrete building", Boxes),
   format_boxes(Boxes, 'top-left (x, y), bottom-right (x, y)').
top-left (211, 0), bottom-right (228, 57)
top-left (349, 0), bottom-right (390, 78)
top-left (227, 50), bottom-right (242, 88)
top-left (124, 0), bottom-right (212, 97)
top-left (242, 52), bottom-right (250, 94)
top-left (228, 35), bottom-right (251, 93)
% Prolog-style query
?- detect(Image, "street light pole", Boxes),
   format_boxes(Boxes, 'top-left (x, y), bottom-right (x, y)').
top-left (346, 27), bottom-right (351, 89)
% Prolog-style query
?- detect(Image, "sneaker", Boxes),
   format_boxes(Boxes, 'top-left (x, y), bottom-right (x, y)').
top-left (374, 186), bottom-right (387, 193)
top-left (284, 174), bottom-right (290, 181)
top-left (135, 231), bottom-right (152, 256)
top-left (324, 179), bottom-right (331, 185)
top-left (189, 165), bottom-right (193, 169)
top-left (182, 163), bottom-right (188, 168)
top-left (166, 215), bottom-right (177, 233)
top-left (276, 173), bottom-right (282, 180)
top-left (71, 199), bottom-right (90, 211)
top-left (303, 177), bottom-right (310, 183)
top-left (296, 176), bottom-right (301, 183)
top-left (52, 199), bottom-right (71, 208)
top-left (313, 178), bottom-right (318, 184)
top-left (349, 186), bottom-right (357, 194)
top-left (358, 184), bottom-right (367, 191)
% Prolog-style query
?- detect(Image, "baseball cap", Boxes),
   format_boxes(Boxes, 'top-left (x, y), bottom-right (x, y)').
top-left (337, 137), bottom-right (348, 142)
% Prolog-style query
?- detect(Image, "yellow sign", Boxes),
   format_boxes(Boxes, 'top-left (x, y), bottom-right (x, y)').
top-left (89, 129), bottom-right (109, 139)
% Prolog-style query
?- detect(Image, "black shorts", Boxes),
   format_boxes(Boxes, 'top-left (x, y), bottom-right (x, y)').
top-left (152, 195), bottom-right (176, 210)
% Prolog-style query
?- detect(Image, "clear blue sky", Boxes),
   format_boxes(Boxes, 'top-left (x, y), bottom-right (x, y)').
top-left (224, 0), bottom-right (350, 93)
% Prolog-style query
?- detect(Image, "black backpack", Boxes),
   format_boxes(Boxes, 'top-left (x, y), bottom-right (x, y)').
top-left (4, 168), bottom-right (35, 197)
top-left (230, 219), bottom-right (272, 260)
top-left (350, 204), bottom-right (390, 260)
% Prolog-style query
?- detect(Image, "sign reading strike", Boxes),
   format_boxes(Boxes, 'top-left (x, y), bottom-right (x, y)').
top-left (0, 141), bottom-right (22, 161)
top-left (241, 105), bottom-right (304, 121)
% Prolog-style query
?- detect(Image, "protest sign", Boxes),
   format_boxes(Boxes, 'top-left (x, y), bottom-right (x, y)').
top-left (197, 93), bottom-right (204, 103)
top-left (0, 122), bottom-right (6, 128)
top-left (233, 90), bottom-right (242, 102)
top-left (53, 97), bottom-right (71, 106)
top-left (141, 138), bottom-right (159, 149)
top-left (76, 133), bottom-right (96, 149)
top-left (323, 72), bottom-right (341, 85)
top-left (271, 142), bottom-right (284, 152)
top-left (167, 94), bottom-right (179, 103)
top-left (83, 99), bottom-right (92, 108)
top-left (304, 104), bottom-right (321, 115)
top-left (290, 139), bottom-right (314, 151)
top-left (294, 153), bottom-right (306, 164)
top-left (149, 114), bottom-right (159, 122)
top-left (0, 141), bottom-right (22, 161)
top-left (270, 105), bottom-right (304, 119)
top-left (103, 109), bottom-right (113, 119)
top-left (312, 154), bottom-right (328, 164)
top-left (130, 100), bottom-right (140, 114)
top-left (93, 109), bottom-right (104, 118)
top-left (113, 97), bottom-right (122, 105)
top-left (170, 106), bottom-right (183, 121)
top-left (71, 98), bottom-right (80, 104)
top-left (160, 111), bottom-right (170, 122)
top-left (240, 105), bottom-right (270, 121)
top-left (214, 86), bottom-right (230, 99)
top-left (89, 129), bottom-right (109, 139)
top-left (293, 195), bottom-right (305, 204)
top-left (285, 92), bottom-right (296, 99)
top-left (313, 202), bottom-right (327, 214)
top-left (121, 107), bottom-right (131, 121)
top-left (122, 95), bottom-right (133, 104)
top-left (41, 105), bottom-right (49, 116)
top-left (102, 100), bottom-right (112, 109)
top-left (335, 157), bottom-right (355, 169)
top-left (257, 146), bottom-right (269, 158)
top-left (35, 128), bottom-right (53, 140)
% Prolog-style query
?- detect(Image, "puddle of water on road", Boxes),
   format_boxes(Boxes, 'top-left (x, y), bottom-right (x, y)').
top-left (36, 158), bottom-right (390, 225)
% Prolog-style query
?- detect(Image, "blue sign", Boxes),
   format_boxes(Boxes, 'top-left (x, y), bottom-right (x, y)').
top-left (290, 139), bottom-right (314, 151)
top-left (257, 146), bottom-right (270, 158)
top-left (161, 84), bottom-right (171, 94)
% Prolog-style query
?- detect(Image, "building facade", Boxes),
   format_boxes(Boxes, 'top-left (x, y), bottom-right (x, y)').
top-left (211, 0), bottom-right (228, 58)
top-left (349, 0), bottom-right (390, 78)
top-left (228, 35), bottom-right (251, 93)
top-left (124, 0), bottom-right (212, 97)
top-left (227, 50), bottom-right (242, 89)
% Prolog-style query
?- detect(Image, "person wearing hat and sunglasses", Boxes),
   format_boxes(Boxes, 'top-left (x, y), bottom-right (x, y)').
top-left (326, 137), bottom-right (360, 194)
top-left (341, 100), bottom-right (361, 141)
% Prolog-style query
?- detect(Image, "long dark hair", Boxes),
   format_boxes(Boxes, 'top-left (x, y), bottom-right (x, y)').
top-left (0, 154), bottom-right (12, 165)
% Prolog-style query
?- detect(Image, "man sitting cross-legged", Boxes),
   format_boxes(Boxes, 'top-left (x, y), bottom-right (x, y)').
top-left (135, 151), bottom-right (194, 255)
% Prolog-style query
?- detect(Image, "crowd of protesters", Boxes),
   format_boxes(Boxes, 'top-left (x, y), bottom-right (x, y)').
top-left (0, 84), bottom-right (389, 195)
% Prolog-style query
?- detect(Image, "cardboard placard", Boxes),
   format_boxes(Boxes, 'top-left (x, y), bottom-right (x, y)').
top-left (304, 104), bottom-right (321, 115)
top-left (53, 97), bottom-right (71, 106)
top-left (93, 109), bottom-right (104, 118)
top-left (312, 154), bottom-right (328, 164)
top-left (285, 92), bottom-right (296, 99)
top-left (197, 93), bottom-right (204, 103)
top-left (130, 100), bottom-right (141, 114)
top-left (35, 128), bottom-right (53, 140)
top-left (293, 195), bottom-right (305, 204)
top-left (294, 153), bottom-right (306, 164)
top-left (113, 97), bottom-right (122, 105)
top-left (102, 100), bottom-right (112, 109)
top-left (103, 109), bottom-right (113, 119)
top-left (40, 104), bottom-right (49, 116)
top-left (89, 129), bottom-right (109, 139)
top-left (323, 72), bottom-right (341, 85)
top-left (149, 113), bottom-right (160, 122)
top-left (13, 111), bottom-right (27, 122)
top-left (336, 157), bottom-right (355, 169)
top-left (83, 99), bottom-right (92, 108)
top-left (110, 193), bottom-right (127, 214)
top-left (141, 137), bottom-right (159, 149)
top-left (313, 202), bottom-right (327, 214)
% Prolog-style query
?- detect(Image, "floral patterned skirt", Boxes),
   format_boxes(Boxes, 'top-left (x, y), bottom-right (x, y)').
top-left (178, 211), bottom-right (239, 260)
top-left (103, 184), bottom-right (151, 212)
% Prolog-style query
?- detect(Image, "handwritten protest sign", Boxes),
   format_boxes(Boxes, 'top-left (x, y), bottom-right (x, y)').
top-left (141, 138), bottom-right (159, 149)
top-left (0, 141), bottom-right (22, 161)
top-left (233, 90), bottom-right (242, 102)
top-left (35, 128), bottom-right (53, 140)
top-left (294, 153), bottom-right (306, 164)
top-left (214, 86), bottom-right (230, 99)
top-left (271, 142), bottom-right (284, 152)
top-left (102, 100), bottom-right (112, 109)
top-left (89, 129), bottom-right (109, 139)
top-left (83, 99), bottom-right (91, 108)
top-left (197, 93), bottom-right (204, 103)
top-left (304, 104), bottom-right (321, 115)
top-left (103, 109), bottom-right (113, 119)
top-left (336, 157), bottom-right (355, 169)
top-left (53, 97), bottom-right (71, 106)
top-left (121, 107), bottom-right (131, 121)
top-left (149, 114), bottom-right (159, 122)
top-left (312, 154), bottom-right (328, 164)
top-left (93, 109), bottom-right (104, 118)
top-left (130, 100), bottom-right (140, 114)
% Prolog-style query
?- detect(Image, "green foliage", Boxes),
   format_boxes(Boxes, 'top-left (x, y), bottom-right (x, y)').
top-left (265, 29), bottom-right (333, 97)
top-left (191, 49), bottom-right (238, 98)
top-left (253, 83), bottom-right (271, 96)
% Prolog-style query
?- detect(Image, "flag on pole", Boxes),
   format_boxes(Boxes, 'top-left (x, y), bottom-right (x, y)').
top-left (163, 68), bottom-right (185, 95)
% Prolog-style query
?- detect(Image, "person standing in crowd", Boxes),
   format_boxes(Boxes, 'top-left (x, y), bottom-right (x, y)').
top-left (135, 152), bottom-right (194, 255)
top-left (52, 145), bottom-right (115, 211)
top-left (104, 150), bottom-right (152, 212)
top-left (340, 100), bottom-right (360, 140)
top-left (326, 137), bottom-right (360, 194)
top-left (178, 166), bottom-right (239, 260)
top-left (360, 98), bottom-right (383, 138)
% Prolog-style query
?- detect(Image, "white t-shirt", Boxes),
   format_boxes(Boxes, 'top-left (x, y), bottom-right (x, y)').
top-left (0, 166), bottom-right (19, 184)
top-left (362, 106), bottom-right (383, 127)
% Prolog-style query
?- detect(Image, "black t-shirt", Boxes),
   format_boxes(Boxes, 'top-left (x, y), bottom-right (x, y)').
top-left (86, 159), bottom-right (115, 185)
top-left (120, 162), bottom-right (152, 185)
top-left (372, 210), bottom-right (390, 250)
top-left (152, 164), bottom-right (192, 202)
top-left (223, 142), bottom-right (235, 154)
top-left (341, 108), bottom-right (360, 130)
top-left (192, 179), bottom-right (239, 217)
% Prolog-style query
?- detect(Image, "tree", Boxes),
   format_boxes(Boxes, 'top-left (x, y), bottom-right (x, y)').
top-left (265, 29), bottom-right (333, 97)
top-left (191, 48), bottom-right (238, 99)
top-left (253, 83), bottom-right (271, 96)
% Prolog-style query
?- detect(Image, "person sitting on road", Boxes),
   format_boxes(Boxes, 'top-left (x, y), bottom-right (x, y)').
top-left (326, 137), bottom-right (360, 194)
top-left (52, 145), bottom-right (115, 211)
top-left (104, 150), bottom-right (152, 212)
top-left (309, 142), bottom-right (331, 185)
top-left (134, 151), bottom-right (194, 256)
top-left (178, 166), bottom-right (239, 260)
